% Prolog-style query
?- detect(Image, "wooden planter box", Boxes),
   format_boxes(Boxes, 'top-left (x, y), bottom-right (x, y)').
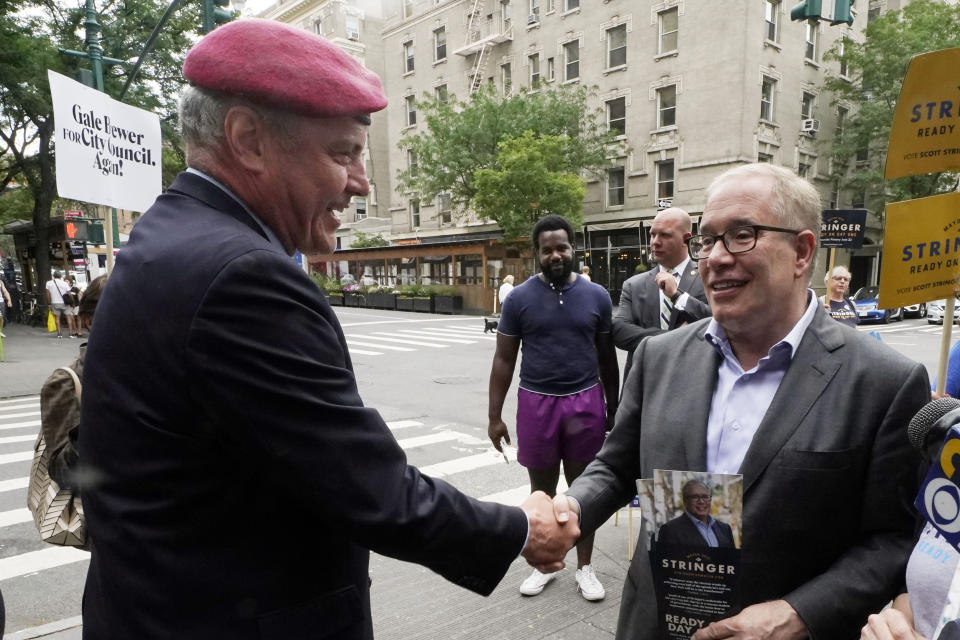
top-left (366, 292), bottom-right (397, 310)
top-left (344, 291), bottom-right (364, 307)
top-left (434, 295), bottom-right (463, 315)
top-left (412, 296), bottom-right (434, 313)
top-left (396, 296), bottom-right (416, 312)
top-left (326, 292), bottom-right (345, 307)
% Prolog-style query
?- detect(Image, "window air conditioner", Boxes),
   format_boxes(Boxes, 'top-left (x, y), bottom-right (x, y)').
top-left (801, 118), bottom-right (820, 133)
top-left (527, 13), bottom-right (538, 23)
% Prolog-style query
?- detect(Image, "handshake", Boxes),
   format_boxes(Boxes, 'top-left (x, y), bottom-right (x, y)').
top-left (519, 491), bottom-right (580, 572)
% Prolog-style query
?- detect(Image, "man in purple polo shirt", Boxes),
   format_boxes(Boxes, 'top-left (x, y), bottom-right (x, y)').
top-left (488, 214), bottom-right (620, 601)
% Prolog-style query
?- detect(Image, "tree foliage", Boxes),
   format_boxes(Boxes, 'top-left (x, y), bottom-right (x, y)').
top-left (396, 85), bottom-right (625, 234)
top-left (822, 0), bottom-right (960, 212)
top-left (0, 0), bottom-right (197, 292)
top-left (350, 231), bottom-right (389, 248)
top-left (473, 131), bottom-right (586, 239)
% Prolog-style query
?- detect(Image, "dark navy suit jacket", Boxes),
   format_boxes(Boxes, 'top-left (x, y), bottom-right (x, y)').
top-left (79, 173), bottom-right (527, 639)
top-left (657, 512), bottom-right (735, 549)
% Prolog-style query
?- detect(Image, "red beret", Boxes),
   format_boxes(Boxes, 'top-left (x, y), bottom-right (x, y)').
top-left (183, 19), bottom-right (387, 118)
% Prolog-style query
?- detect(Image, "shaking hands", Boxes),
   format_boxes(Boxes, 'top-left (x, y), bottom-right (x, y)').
top-left (519, 492), bottom-right (580, 573)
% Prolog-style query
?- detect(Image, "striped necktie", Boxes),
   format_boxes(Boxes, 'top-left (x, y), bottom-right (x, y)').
top-left (660, 271), bottom-right (680, 329)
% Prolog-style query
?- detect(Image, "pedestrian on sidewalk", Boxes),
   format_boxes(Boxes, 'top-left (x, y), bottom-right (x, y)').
top-left (44, 271), bottom-right (69, 339)
top-left (0, 278), bottom-right (10, 338)
top-left (78, 20), bottom-right (576, 640)
top-left (488, 214), bottom-right (619, 602)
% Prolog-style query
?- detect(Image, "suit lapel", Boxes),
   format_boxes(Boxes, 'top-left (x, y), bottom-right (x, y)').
top-left (681, 328), bottom-right (719, 470)
top-left (670, 266), bottom-right (700, 328)
top-left (738, 312), bottom-right (844, 493)
top-left (643, 271), bottom-right (661, 327)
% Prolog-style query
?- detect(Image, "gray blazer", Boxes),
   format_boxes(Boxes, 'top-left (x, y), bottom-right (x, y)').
top-left (612, 265), bottom-right (710, 381)
top-left (567, 309), bottom-right (929, 640)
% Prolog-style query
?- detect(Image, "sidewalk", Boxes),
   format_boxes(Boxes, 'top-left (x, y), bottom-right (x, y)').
top-left (0, 322), bottom-right (83, 398)
top-left (4, 515), bottom-right (637, 640)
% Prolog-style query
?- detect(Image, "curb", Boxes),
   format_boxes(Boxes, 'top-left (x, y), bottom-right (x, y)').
top-left (4, 616), bottom-right (83, 639)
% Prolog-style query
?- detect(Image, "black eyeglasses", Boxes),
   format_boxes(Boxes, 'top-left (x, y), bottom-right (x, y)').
top-left (686, 224), bottom-right (801, 261)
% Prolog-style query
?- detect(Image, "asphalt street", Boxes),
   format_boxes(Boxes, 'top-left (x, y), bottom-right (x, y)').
top-left (0, 311), bottom-right (955, 638)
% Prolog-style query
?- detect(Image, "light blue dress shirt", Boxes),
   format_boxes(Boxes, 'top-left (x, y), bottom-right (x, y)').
top-left (703, 290), bottom-right (819, 474)
top-left (685, 512), bottom-right (720, 547)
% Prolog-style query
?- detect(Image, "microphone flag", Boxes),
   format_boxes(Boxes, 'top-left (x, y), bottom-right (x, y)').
top-left (916, 425), bottom-right (960, 549)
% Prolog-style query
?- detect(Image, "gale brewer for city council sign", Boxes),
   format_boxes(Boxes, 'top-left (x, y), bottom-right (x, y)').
top-left (879, 192), bottom-right (960, 310)
top-left (48, 70), bottom-right (161, 213)
top-left (885, 47), bottom-right (960, 180)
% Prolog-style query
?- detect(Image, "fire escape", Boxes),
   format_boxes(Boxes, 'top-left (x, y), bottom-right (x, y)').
top-left (453, 0), bottom-right (513, 94)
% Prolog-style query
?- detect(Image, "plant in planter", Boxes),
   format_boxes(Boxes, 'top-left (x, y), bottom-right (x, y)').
top-left (429, 285), bottom-right (463, 315)
top-left (312, 273), bottom-right (344, 306)
top-left (343, 283), bottom-right (364, 307)
top-left (365, 286), bottom-right (397, 310)
top-left (396, 284), bottom-right (428, 312)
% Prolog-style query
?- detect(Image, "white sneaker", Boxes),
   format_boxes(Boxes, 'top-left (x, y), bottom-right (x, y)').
top-left (519, 568), bottom-right (555, 596)
top-left (575, 565), bottom-right (605, 601)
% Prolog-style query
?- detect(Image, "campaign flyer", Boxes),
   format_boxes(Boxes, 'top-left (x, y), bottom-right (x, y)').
top-left (646, 470), bottom-right (743, 639)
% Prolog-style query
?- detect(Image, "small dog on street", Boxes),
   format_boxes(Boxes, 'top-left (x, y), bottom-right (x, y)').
top-left (483, 317), bottom-right (499, 333)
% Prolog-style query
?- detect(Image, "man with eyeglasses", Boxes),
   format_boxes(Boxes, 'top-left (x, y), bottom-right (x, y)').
top-left (552, 163), bottom-right (929, 640)
top-left (820, 266), bottom-right (858, 327)
top-left (657, 480), bottom-right (734, 549)
top-left (612, 207), bottom-right (710, 384)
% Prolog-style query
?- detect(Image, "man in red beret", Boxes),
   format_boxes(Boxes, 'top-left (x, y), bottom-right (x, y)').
top-left (79, 19), bottom-right (576, 639)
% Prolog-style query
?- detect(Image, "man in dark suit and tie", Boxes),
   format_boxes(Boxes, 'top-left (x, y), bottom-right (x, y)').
top-left (613, 207), bottom-right (710, 382)
top-left (656, 480), bottom-right (734, 549)
top-left (79, 20), bottom-right (576, 640)
top-left (553, 163), bottom-right (929, 640)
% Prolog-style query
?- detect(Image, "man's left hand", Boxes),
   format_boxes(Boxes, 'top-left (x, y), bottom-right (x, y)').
top-left (654, 271), bottom-right (679, 298)
top-left (691, 600), bottom-right (807, 640)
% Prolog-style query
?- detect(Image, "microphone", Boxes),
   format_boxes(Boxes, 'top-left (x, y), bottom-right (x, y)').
top-left (908, 397), bottom-right (960, 461)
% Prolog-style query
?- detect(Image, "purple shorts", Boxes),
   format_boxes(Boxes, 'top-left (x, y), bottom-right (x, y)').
top-left (516, 385), bottom-right (606, 469)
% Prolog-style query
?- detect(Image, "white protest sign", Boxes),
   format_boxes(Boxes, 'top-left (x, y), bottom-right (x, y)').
top-left (48, 69), bottom-right (161, 213)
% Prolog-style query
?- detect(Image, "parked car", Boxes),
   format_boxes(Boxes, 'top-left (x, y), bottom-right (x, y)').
top-left (852, 286), bottom-right (902, 323)
top-left (926, 299), bottom-right (960, 324)
top-left (904, 301), bottom-right (927, 319)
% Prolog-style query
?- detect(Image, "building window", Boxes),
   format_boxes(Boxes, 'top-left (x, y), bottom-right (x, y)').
top-left (405, 95), bottom-right (417, 126)
top-left (836, 106), bottom-right (848, 138)
top-left (852, 189), bottom-right (866, 208)
top-left (435, 84), bottom-right (448, 103)
top-left (563, 40), bottom-right (579, 81)
top-left (838, 37), bottom-right (848, 77)
top-left (607, 24), bottom-right (627, 68)
top-left (868, 6), bottom-right (880, 22)
top-left (403, 0), bottom-right (413, 18)
top-left (804, 22), bottom-right (818, 62)
top-left (407, 149), bottom-right (418, 177)
top-left (607, 97), bottom-right (626, 135)
top-left (501, 62), bottom-right (512, 94)
top-left (856, 147), bottom-right (869, 167)
top-left (410, 198), bottom-right (421, 228)
top-left (345, 15), bottom-right (360, 40)
top-left (434, 27), bottom-right (446, 61)
top-left (565, 0), bottom-right (579, 10)
top-left (798, 153), bottom-right (814, 179)
top-left (758, 152), bottom-right (773, 163)
top-left (546, 57), bottom-right (555, 81)
top-left (546, 0), bottom-right (554, 12)
top-left (829, 183), bottom-right (840, 209)
top-left (438, 193), bottom-right (452, 225)
top-left (656, 160), bottom-right (674, 200)
top-left (403, 41), bottom-right (415, 73)
top-left (657, 85), bottom-right (676, 128)
top-left (354, 196), bottom-right (367, 220)
top-left (764, 0), bottom-right (779, 41)
top-left (760, 75), bottom-right (776, 121)
top-left (529, 53), bottom-right (541, 87)
top-left (659, 7), bottom-right (678, 54)
top-left (528, 0), bottom-right (539, 23)
top-left (607, 167), bottom-right (625, 206)
top-left (801, 91), bottom-right (815, 120)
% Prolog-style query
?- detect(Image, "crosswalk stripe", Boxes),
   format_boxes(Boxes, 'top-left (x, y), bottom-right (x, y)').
top-left (391, 331), bottom-right (474, 344)
top-left (347, 348), bottom-right (382, 356)
top-left (348, 335), bottom-right (449, 348)
top-left (480, 479), bottom-right (569, 507)
top-left (0, 477), bottom-right (28, 494)
top-left (0, 434), bottom-right (36, 445)
top-left (1, 450), bottom-right (33, 466)
top-left (0, 396), bottom-right (40, 406)
top-left (0, 411), bottom-right (41, 420)
top-left (346, 340), bottom-right (414, 352)
top-left (430, 328), bottom-right (496, 339)
top-left (0, 402), bottom-right (40, 413)
top-left (0, 547), bottom-right (90, 582)
top-left (385, 420), bottom-right (423, 431)
top-left (396, 431), bottom-right (486, 450)
top-left (0, 508), bottom-right (32, 528)
top-left (0, 420), bottom-right (40, 432)
top-left (419, 451), bottom-right (504, 477)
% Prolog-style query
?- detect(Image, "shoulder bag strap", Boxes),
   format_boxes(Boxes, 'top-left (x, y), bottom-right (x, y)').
top-left (56, 366), bottom-right (81, 400)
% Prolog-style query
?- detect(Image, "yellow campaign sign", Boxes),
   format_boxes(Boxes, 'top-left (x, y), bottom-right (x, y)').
top-left (879, 192), bottom-right (960, 309)
top-left (886, 47), bottom-right (960, 180)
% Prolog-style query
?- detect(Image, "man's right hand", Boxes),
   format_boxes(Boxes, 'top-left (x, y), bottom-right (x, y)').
top-left (488, 419), bottom-right (511, 453)
top-left (520, 490), bottom-right (579, 572)
top-left (860, 608), bottom-right (925, 640)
